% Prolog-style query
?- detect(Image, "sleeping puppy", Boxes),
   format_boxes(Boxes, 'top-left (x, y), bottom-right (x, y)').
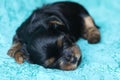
top-left (7, 1), bottom-right (100, 70)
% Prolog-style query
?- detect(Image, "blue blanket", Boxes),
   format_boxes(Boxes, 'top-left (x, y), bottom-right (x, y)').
top-left (0, 0), bottom-right (120, 80)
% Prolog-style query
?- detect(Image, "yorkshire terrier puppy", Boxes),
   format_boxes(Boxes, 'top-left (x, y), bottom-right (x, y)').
top-left (7, 1), bottom-right (100, 70)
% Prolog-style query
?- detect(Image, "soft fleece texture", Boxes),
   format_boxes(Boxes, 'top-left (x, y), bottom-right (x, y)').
top-left (0, 0), bottom-right (120, 80)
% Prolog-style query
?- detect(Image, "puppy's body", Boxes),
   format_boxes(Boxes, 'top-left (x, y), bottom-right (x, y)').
top-left (8, 1), bottom-right (100, 70)
top-left (17, 2), bottom-right (89, 43)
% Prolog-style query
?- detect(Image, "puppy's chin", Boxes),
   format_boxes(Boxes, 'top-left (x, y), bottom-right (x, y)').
top-left (59, 60), bottom-right (78, 70)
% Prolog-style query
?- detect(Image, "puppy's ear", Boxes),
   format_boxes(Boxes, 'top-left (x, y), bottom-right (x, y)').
top-left (48, 16), bottom-right (64, 27)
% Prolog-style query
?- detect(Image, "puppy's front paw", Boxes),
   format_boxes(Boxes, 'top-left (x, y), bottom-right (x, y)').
top-left (86, 27), bottom-right (100, 44)
top-left (14, 51), bottom-right (24, 64)
top-left (7, 42), bottom-right (22, 57)
top-left (7, 49), bottom-right (16, 57)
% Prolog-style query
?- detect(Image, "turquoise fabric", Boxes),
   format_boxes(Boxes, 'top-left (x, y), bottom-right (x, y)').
top-left (0, 0), bottom-right (120, 80)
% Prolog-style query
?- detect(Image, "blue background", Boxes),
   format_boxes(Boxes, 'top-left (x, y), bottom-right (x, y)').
top-left (0, 0), bottom-right (120, 80)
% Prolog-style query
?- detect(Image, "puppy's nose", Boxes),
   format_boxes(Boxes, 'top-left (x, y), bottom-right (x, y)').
top-left (65, 55), bottom-right (77, 64)
top-left (65, 55), bottom-right (72, 61)
top-left (70, 57), bottom-right (77, 64)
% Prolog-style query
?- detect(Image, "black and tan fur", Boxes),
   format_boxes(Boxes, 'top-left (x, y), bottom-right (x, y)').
top-left (7, 1), bottom-right (100, 70)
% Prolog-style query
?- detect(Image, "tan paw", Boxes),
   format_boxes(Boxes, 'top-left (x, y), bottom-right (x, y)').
top-left (7, 49), bottom-right (16, 57)
top-left (86, 27), bottom-right (100, 44)
top-left (7, 42), bottom-right (22, 57)
top-left (14, 51), bottom-right (24, 64)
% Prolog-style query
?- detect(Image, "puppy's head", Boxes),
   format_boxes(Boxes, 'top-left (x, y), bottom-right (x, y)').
top-left (54, 35), bottom-right (82, 70)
